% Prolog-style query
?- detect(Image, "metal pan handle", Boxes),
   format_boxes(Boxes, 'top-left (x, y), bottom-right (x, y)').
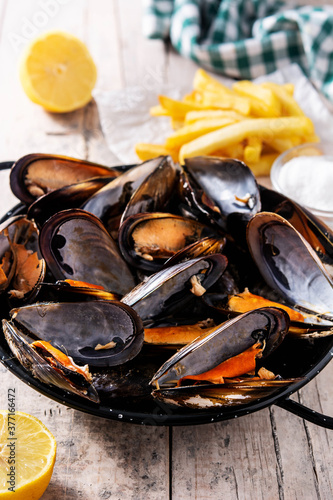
top-left (276, 398), bottom-right (333, 429)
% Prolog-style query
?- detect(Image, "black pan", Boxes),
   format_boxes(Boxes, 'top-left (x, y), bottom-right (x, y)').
top-left (1, 161), bottom-right (333, 428)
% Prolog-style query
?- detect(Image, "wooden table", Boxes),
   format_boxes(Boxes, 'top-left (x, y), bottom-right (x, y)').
top-left (1, 1), bottom-right (333, 499)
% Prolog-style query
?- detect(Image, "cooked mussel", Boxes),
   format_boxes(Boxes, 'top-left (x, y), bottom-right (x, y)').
top-left (151, 307), bottom-right (294, 408)
top-left (247, 212), bottom-right (333, 322)
top-left (121, 254), bottom-right (228, 324)
top-left (82, 156), bottom-right (173, 235)
top-left (118, 212), bottom-right (221, 272)
top-left (119, 155), bottom-right (179, 224)
top-left (260, 185), bottom-right (333, 277)
top-left (39, 209), bottom-right (135, 295)
top-left (151, 307), bottom-right (289, 388)
top-left (10, 154), bottom-right (119, 205)
top-left (28, 175), bottom-right (117, 226)
top-left (184, 157), bottom-right (261, 231)
top-left (9, 300), bottom-right (144, 367)
top-left (0, 216), bottom-right (45, 302)
top-left (3, 319), bottom-right (100, 403)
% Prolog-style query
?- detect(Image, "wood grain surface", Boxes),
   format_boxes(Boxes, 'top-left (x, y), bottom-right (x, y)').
top-left (0, 1), bottom-right (332, 499)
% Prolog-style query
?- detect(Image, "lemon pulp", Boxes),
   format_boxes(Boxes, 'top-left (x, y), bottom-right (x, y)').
top-left (20, 30), bottom-right (97, 113)
top-left (0, 411), bottom-right (56, 499)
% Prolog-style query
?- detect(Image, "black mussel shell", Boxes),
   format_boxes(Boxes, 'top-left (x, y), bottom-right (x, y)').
top-left (3, 319), bottom-right (100, 403)
top-left (118, 212), bottom-right (220, 272)
top-left (260, 185), bottom-right (333, 278)
top-left (247, 212), bottom-right (333, 320)
top-left (151, 307), bottom-right (289, 388)
top-left (28, 175), bottom-right (116, 226)
top-left (121, 254), bottom-right (228, 323)
top-left (184, 157), bottom-right (261, 231)
top-left (119, 156), bottom-right (178, 225)
top-left (10, 153), bottom-right (119, 205)
top-left (82, 156), bottom-right (170, 235)
top-left (39, 209), bottom-right (135, 295)
top-left (9, 300), bottom-right (144, 367)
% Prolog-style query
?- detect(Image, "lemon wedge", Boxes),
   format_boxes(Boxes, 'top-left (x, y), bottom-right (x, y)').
top-left (0, 411), bottom-right (56, 499)
top-left (19, 30), bottom-right (97, 113)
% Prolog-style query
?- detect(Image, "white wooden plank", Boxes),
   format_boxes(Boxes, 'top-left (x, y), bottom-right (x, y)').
top-left (116, 0), bottom-right (167, 88)
top-left (297, 364), bottom-right (333, 499)
top-left (172, 411), bottom-right (281, 500)
top-left (0, 366), bottom-right (170, 500)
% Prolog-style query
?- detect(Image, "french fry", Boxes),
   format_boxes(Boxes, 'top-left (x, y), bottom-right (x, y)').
top-left (283, 83), bottom-right (294, 95)
top-left (158, 95), bottom-right (207, 119)
top-left (244, 137), bottom-right (262, 164)
top-left (150, 105), bottom-right (169, 117)
top-left (247, 154), bottom-right (279, 176)
top-left (166, 118), bottom-right (236, 149)
top-left (170, 118), bottom-right (184, 130)
top-left (260, 82), bottom-right (305, 117)
top-left (137, 69), bottom-right (318, 178)
top-left (179, 117), bottom-right (314, 163)
top-left (135, 143), bottom-right (179, 163)
top-left (212, 143), bottom-right (245, 159)
top-left (193, 68), bottom-right (233, 94)
top-left (233, 80), bottom-right (281, 117)
top-left (184, 109), bottom-right (246, 125)
top-left (265, 137), bottom-right (296, 153)
top-left (199, 89), bottom-right (251, 115)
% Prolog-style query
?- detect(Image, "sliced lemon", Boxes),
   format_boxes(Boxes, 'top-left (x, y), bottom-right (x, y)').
top-left (19, 30), bottom-right (97, 113)
top-left (0, 411), bottom-right (56, 499)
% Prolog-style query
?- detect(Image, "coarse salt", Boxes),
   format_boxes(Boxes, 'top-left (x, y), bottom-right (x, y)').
top-left (278, 156), bottom-right (333, 212)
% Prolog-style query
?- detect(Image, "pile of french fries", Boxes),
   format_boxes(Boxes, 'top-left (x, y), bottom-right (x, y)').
top-left (135, 69), bottom-right (318, 176)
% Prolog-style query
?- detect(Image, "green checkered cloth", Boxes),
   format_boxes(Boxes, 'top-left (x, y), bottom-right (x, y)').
top-left (143, 0), bottom-right (333, 102)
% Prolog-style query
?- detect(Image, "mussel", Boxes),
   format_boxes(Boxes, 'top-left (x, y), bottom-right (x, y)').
top-left (118, 212), bottom-right (221, 272)
top-left (39, 209), bottom-right (135, 295)
top-left (0, 216), bottom-right (45, 302)
top-left (247, 212), bottom-right (333, 322)
top-left (82, 156), bottom-right (176, 235)
top-left (184, 157), bottom-right (261, 232)
top-left (122, 254), bottom-right (228, 324)
top-left (9, 300), bottom-right (144, 367)
top-left (10, 153), bottom-right (119, 205)
top-left (3, 319), bottom-right (100, 403)
top-left (151, 308), bottom-right (297, 408)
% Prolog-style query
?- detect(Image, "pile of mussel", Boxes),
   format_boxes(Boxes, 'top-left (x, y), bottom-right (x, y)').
top-left (2, 153), bottom-right (333, 410)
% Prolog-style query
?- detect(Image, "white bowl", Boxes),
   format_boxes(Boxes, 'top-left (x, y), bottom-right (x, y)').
top-left (270, 143), bottom-right (333, 229)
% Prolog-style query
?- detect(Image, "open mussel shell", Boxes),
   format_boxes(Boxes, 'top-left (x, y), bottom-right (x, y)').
top-left (184, 157), bottom-right (261, 231)
top-left (10, 153), bottom-right (119, 205)
top-left (247, 212), bottom-right (333, 322)
top-left (39, 209), bottom-right (135, 295)
top-left (151, 307), bottom-right (289, 389)
top-left (121, 254), bottom-right (228, 323)
top-left (118, 212), bottom-right (220, 272)
top-left (9, 300), bottom-right (144, 367)
top-left (152, 378), bottom-right (301, 409)
top-left (3, 319), bottom-right (100, 403)
top-left (120, 156), bottom-right (178, 225)
top-left (260, 185), bottom-right (333, 278)
top-left (28, 175), bottom-right (116, 226)
top-left (0, 215), bottom-right (45, 302)
top-left (82, 156), bottom-right (170, 235)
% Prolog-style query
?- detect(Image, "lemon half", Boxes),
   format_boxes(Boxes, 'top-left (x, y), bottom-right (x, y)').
top-left (0, 411), bottom-right (57, 499)
top-left (20, 30), bottom-right (97, 113)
